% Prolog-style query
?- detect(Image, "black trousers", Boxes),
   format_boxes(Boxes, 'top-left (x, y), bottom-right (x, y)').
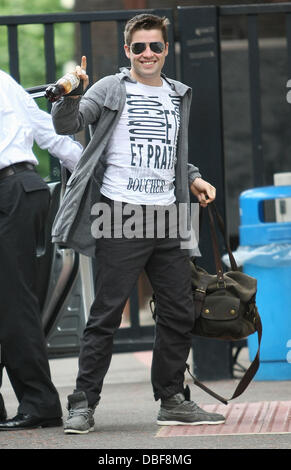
top-left (0, 168), bottom-right (62, 418)
top-left (76, 197), bottom-right (195, 406)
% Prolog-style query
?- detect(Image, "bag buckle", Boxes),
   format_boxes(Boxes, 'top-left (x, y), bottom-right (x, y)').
top-left (195, 287), bottom-right (206, 294)
top-left (217, 271), bottom-right (226, 289)
top-left (216, 280), bottom-right (226, 289)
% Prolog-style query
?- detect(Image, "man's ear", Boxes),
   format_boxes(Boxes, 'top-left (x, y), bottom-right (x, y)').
top-left (124, 44), bottom-right (130, 59)
top-left (164, 42), bottom-right (169, 57)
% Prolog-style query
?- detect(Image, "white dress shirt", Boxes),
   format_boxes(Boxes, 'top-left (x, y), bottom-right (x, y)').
top-left (0, 69), bottom-right (83, 172)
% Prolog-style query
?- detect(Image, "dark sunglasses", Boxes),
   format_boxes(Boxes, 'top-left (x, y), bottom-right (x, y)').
top-left (130, 41), bottom-right (165, 55)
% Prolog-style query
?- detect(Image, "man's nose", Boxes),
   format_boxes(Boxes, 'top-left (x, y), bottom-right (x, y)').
top-left (142, 45), bottom-right (154, 57)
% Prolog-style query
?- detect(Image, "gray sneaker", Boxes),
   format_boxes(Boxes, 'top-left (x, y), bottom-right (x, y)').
top-left (157, 392), bottom-right (225, 426)
top-left (64, 391), bottom-right (95, 434)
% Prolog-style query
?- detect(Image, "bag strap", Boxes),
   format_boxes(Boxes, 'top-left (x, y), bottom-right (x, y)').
top-left (186, 311), bottom-right (262, 404)
top-left (207, 203), bottom-right (238, 274)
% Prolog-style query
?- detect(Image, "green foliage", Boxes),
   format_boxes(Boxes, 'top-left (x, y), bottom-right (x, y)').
top-left (0, 0), bottom-right (75, 87)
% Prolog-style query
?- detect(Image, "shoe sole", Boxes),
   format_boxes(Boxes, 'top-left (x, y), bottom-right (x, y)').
top-left (64, 426), bottom-right (94, 435)
top-left (0, 418), bottom-right (62, 431)
top-left (157, 419), bottom-right (225, 426)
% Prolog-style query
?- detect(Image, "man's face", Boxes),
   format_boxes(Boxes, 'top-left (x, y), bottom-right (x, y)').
top-left (124, 28), bottom-right (168, 86)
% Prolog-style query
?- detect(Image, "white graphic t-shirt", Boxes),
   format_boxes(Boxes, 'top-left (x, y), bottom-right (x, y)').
top-left (100, 79), bottom-right (180, 205)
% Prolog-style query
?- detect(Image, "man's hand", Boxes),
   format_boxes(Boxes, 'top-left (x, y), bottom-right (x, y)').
top-left (190, 177), bottom-right (216, 207)
top-left (69, 56), bottom-right (89, 98)
top-left (76, 55), bottom-right (89, 90)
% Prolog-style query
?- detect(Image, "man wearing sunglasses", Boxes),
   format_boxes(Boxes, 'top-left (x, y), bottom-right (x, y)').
top-left (51, 13), bottom-right (225, 434)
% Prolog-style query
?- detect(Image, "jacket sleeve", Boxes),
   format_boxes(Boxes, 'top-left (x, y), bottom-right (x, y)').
top-left (188, 163), bottom-right (201, 186)
top-left (51, 78), bottom-right (108, 135)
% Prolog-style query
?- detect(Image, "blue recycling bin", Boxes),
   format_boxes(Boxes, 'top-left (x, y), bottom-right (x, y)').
top-left (239, 186), bottom-right (291, 380)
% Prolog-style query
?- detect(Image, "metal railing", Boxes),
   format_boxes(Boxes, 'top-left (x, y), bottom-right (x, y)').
top-left (218, 2), bottom-right (291, 187)
top-left (0, 9), bottom-right (176, 86)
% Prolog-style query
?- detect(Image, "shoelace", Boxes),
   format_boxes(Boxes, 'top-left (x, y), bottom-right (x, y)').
top-left (68, 407), bottom-right (93, 419)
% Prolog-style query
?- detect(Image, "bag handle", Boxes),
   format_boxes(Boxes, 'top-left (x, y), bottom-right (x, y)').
top-left (207, 203), bottom-right (238, 275)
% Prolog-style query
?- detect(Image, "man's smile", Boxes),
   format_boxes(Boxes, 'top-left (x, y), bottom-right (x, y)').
top-left (140, 60), bottom-right (157, 65)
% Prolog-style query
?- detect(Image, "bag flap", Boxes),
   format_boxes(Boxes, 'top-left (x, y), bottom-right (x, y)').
top-left (202, 294), bottom-right (240, 321)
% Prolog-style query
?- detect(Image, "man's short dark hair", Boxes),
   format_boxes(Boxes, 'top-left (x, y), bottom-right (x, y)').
top-left (124, 13), bottom-right (170, 46)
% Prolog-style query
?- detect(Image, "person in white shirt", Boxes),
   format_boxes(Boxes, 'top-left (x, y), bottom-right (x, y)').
top-left (0, 69), bottom-right (83, 431)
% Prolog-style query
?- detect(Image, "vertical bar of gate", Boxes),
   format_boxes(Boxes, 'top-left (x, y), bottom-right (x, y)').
top-left (247, 14), bottom-right (264, 187)
top-left (44, 23), bottom-right (56, 85)
top-left (117, 20), bottom-right (128, 69)
top-left (80, 21), bottom-right (93, 146)
top-left (80, 21), bottom-right (93, 86)
top-left (8, 24), bottom-right (20, 82)
top-left (44, 22), bottom-right (60, 181)
top-left (286, 13), bottom-right (291, 80)
top-left (286, 12), bottom-right (291, 129)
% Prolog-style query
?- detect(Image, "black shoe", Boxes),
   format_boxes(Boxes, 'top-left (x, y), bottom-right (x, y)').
top-left (0, 413), bottom-right (62, 431)
top-left (0, 394), bottom-right (7, 421)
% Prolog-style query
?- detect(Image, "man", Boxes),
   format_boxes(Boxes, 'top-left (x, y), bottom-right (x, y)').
top-left (51, 14), bottom-right (225, 434)
top-left (0, 69), bottom-right (83, 430)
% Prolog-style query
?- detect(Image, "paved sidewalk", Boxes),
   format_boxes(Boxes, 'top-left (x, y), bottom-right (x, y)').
top-left (0, 348), bottom-right (291, 451)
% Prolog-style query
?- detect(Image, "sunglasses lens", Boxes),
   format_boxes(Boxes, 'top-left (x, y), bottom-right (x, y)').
top-left (131, 43), bottom-right (146, 54)
top-left (150, 42), bottom-right (164, 53)
top-left (130, 42), bottom-right (165, 54)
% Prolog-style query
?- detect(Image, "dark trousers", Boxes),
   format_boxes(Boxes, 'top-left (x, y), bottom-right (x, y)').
top-left (0, 169), bottom-right (62, 418)
top-left (76, 197), bottom-right (195, 406)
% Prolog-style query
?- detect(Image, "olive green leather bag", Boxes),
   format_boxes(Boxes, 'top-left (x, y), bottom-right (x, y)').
top-left (191, 204), bottom-right (261, 341)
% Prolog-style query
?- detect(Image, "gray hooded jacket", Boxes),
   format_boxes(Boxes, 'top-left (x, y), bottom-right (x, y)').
top-left (51, 68), bottom-right (201, 257)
